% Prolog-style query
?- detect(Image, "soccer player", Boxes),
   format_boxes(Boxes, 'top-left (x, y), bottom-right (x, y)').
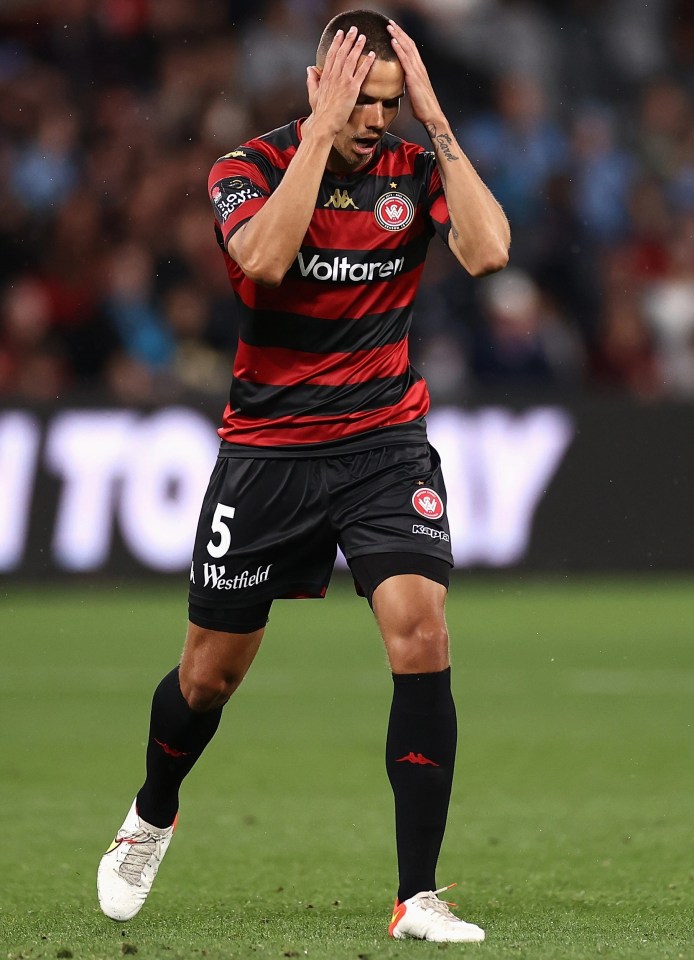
top-left (97, 10), bottom-right (509, 943)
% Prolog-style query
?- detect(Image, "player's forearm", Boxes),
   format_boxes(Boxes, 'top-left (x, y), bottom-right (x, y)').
top-left (427, 117), bottom-right (510, 277)
top-left (228, 125), bottom-right (335, 288)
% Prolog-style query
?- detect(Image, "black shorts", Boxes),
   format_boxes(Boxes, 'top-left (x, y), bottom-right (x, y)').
top-left (188, 441), bottom-right (453, 630)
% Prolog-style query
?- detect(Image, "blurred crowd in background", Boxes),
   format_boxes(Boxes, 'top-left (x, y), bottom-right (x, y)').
top-left (1, 0), bottom-right (693, 405)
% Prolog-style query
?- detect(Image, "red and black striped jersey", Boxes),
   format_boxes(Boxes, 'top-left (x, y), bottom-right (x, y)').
top-left (208, 118), bottom-right (452, 449)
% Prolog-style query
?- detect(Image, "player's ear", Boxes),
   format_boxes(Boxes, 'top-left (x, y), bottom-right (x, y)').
top-left (307, 65), bottom-right (322, 109)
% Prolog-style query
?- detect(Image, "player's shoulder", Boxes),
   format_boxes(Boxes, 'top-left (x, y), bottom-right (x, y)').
top-left (382, 131), bottom-right (432, 156)
top-left (378, 133), bottom-right (436, 176)
top-left (212, 121), bottom-right (299, 173)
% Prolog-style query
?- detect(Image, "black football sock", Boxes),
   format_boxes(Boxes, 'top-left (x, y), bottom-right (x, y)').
top-left (136, 667), bottom-right (223, 828)
top-left (386, 667), bottom-right (457, 903)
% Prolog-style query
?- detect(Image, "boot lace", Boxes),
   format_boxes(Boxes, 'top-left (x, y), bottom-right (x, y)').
top-left (418, 884), bottom-right (460, 922)
top-left (117, 828), bottom-right (166, 886)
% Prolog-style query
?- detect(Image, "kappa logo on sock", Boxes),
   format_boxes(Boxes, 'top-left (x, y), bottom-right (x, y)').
top-left (154, 738), bottom-right (190, 758)
top-left (396, 752), bottom-right (440, 767)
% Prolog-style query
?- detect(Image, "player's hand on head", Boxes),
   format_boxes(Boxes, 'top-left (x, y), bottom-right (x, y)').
top-left (386, 19), bottom-right (442, 127)
top-left (306, 26), bottom-right (375, 136)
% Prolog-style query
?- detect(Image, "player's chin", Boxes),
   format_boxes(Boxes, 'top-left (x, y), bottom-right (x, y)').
top-left (337, 146), bottom-right (370, 169)
top-left (344, 143), bottom-right (377, 169)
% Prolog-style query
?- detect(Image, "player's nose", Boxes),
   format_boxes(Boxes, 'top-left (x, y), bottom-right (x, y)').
top-left (364, 101), bottom-right (385, 130)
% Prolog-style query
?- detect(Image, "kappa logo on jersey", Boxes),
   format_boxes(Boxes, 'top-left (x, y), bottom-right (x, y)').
top-left (203, 562), bottom-right (271, 590)
top-left (412, 487), bottom-right (444, 520)
top-left (210, 177), bottom-right (263, 223)
top-left (324, 188), bottom-right (359, 210)
top-left (296, 251), bottom-right (404, 283)
top-left (374, 191), bottom-right (415, 232)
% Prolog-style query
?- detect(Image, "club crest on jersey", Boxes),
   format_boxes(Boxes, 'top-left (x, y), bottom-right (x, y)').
top-left (375, 191), bottom-right (415, 232)
top-left (412, 487), bottom-right (444, 520)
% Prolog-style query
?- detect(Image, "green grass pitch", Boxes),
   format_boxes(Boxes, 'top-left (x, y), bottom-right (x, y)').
top-left (1, 576), bottom-right (693, 959)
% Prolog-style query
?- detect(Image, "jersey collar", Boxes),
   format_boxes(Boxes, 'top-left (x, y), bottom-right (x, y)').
top-left (296, 117), bottom-right (383, 180)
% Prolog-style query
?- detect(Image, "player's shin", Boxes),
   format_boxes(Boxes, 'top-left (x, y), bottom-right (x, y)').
top-left (385, 667), bottom-right (457, 903)
top-left (136, 666), bottom-right (224, 827)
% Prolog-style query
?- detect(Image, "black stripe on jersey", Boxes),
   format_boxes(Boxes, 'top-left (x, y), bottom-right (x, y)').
top-left (380, 133), bottom-right (404, 154)
top-left (258, 120), bottom-right (300, 152)
top-left (229, 370), bottom-right (422, 419)
top-left (317, 172), bottom-right (432, 211)
top-left (215, 147), bottom-right (278, 189)
top-left (238, 305), bottom-right (413, 354)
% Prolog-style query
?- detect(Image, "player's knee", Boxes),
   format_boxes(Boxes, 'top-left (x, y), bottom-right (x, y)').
top-left (180, 670), bottom-right (233, 712)
top-left (387, 621), bottom-right (450, 673)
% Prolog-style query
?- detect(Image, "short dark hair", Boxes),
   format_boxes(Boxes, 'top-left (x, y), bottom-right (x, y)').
top-left (316, 9), bottom-right (396, 66)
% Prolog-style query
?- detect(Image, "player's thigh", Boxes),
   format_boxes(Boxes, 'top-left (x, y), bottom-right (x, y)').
top-left (372, 572), bottom-right (449, 674)
top-left (189, 455), bottom-right (337, 610)
top-left (333, 441), bottom-right (453, 568)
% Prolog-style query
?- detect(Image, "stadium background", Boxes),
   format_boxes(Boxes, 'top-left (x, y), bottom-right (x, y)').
top-left (2, 3), bottom-right (694, 958)
top-left (2, 0), bottom-right (694, 576)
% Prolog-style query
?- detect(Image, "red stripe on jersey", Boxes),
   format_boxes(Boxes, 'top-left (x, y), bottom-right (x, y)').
top-left (218, 377), bottom-right (430, 446)
top-left (305, 211), bottom-right (429, 252)
top-left (429, 192), bottom-right (450, 229)
top-left (234, 339), bottom-right (409, 387)
top-left (233, 265), bottom-right (424, 321)
top-left (221, 197), bottom-right (267, 244)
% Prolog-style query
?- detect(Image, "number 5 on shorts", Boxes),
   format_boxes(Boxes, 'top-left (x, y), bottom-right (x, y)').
top-left (207, 503), bottom-right (236, 559)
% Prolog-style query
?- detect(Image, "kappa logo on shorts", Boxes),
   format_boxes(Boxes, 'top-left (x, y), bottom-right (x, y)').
top-left (374, 191), bottom-right (415, 232)
top-left (412, 487), bottom-right (444, 520)
top-left (412, 524), bottom-right (450, 542)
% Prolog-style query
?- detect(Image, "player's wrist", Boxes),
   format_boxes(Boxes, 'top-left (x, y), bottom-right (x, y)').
top-left (302, 114), bottom-right (339, 146)
top-left (422, 114), bottom-right (450, 139)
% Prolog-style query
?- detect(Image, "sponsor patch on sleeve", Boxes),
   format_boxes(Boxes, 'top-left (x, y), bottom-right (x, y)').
top-left (210, 176), bottom-right (265, 224)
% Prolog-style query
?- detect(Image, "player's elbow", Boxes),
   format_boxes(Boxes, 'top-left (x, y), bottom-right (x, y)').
top-left (228, 236), bottom-right (287, 287)
top-left (239, 255), bottom-right (287, 288)
top-left (467, 243), bottom-right (510, 277)
top-left (245, 267), bottom-right (285, 288)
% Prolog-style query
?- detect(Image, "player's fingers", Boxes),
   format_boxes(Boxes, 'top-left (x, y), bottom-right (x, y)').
top-left (341, 31), bottom-right (367, 77)
top-left (387, 19), bottom-right (411, 43)
top-left (321, 28), bottom-right (346, 77)
top-left (332, 25), bottom-right (358, 67)
top-left (354, 49), bottom-right (376, 83)
top-left (387, 21), bottom-right (417, 59)
top-left (324, 28), bottom-right (344, 62)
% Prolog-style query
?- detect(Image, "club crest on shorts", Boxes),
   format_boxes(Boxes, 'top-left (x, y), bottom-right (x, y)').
top-left (412, 487), bottom-right (444, 520)
top-left (374, 191), bottom-right (415, 231)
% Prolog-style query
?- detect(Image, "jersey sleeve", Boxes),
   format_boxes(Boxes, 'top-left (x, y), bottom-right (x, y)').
top-left (208, 150), bottom-right (272, 247)
top-left (422, 152), bottom-right (452, 245)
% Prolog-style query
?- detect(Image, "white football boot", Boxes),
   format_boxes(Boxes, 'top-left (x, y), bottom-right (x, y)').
top-left (388, 885), bottom-right (485, 942)
top-left (97, 799), bottom-right (176, 921)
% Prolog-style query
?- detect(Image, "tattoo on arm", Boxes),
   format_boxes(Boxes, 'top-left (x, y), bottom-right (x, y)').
top-left (425, 122), bottom-right (459, 162)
